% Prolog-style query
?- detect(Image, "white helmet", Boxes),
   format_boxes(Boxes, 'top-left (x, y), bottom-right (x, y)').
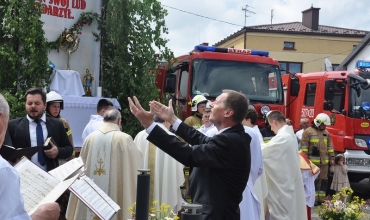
top-left (314, 113), bottom-right (331, 127)
top-left (46, 91), bottom-right (64, 109)
top-left (206, 100), bottom-right (212, 109)
top-left (190, 95), bottom-right (208, 111)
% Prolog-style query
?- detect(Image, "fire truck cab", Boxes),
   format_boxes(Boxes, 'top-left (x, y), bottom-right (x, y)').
top-left (284, 65), bottom-right (370, 182)
top-left (161, 45), bottom-right (285, 126)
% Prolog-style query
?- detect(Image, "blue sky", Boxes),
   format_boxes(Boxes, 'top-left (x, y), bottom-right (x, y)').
top-left (158, 0), bottom-right (369, 57)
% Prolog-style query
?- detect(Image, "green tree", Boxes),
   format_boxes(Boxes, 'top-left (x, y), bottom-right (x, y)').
top-left (0, 0), bottom-right (51, 118)
top-left (101, 0), bottom-right (174, 136)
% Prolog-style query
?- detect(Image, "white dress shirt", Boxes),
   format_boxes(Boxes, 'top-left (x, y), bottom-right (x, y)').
top-left (81, 115), bottom-right (104, 143)
top-left (27, 114), bottom-right (48, 171)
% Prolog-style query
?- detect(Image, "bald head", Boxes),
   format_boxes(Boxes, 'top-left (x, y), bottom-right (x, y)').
top-left (0, 94), bottom-right (10, 146)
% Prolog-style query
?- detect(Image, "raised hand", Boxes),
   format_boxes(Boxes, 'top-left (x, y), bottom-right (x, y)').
top-left (150, 99), bottom-right (178, 125)
top-left (128, 96), bottom-right (154, 128)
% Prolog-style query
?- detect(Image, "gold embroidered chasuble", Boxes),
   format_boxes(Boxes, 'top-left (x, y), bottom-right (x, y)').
top-left (66, 122), bottom-right (143, 220)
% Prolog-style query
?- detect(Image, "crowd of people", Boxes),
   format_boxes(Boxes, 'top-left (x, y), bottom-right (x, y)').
top-left (0, 89), bottom-right (350, 220)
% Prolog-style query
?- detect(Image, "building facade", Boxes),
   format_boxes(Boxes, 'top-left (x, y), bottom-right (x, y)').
top-left (215, 7), bottom-right (368, 73)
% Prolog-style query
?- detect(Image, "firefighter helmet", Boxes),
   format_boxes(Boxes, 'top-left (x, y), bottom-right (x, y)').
top-left (314, 113), bottom-right (331, 127)
top-left (46, 91), bottom-right (64, 110)
top-left (189, 95), bottom-right (208, 112)
top-left (206, 100), bottom-right (212, 109)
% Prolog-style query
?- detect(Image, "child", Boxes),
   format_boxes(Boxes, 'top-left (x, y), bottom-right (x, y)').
top-left (330, 154), bottom-right (350, 192)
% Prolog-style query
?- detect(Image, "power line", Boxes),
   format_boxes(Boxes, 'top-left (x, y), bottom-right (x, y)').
top-left (161, 4), bottom-right (243, 27)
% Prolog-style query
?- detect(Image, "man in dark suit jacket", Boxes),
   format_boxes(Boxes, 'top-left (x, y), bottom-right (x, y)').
top-left (5, 88), bottom-right (73, 171)
top-left (128, 90), bottom-right (251, 220)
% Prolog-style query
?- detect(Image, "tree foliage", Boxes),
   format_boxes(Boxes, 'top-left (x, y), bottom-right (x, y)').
top-left (0, 0), bottom-right (51, 118)
top-left (101, 0), bottom-right (174, 136)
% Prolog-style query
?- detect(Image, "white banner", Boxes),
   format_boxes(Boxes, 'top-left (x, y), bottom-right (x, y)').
top-left (40, 0), bottom-right (102, 96)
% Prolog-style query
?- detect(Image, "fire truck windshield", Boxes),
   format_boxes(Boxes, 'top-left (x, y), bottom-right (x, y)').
top-left (191, 59), bottom-right (283, 104)
top-left (349, 72), bottom-right (370, 119)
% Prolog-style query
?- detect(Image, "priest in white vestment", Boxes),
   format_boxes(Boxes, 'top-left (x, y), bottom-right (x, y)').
top-left (261, 111), bottom-right (307, 220)
top-left (134, 115), bottom-right (185, 213)
top-left (66, 109), bottom-right (143, 220)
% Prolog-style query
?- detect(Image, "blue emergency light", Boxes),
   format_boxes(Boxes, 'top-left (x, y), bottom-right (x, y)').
top-left (356, 60), bottom-right (370, 69)
top-left (194, 45), bottom-right (269, 57)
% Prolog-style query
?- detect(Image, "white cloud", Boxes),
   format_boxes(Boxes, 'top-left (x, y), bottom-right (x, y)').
top-left (158, 0), bottom-right (369, 57)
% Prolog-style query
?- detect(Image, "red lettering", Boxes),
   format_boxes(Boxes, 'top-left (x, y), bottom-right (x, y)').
top-left (67, 9), bottom-right (74, 19)
top-left (58, 8), bottom-right (64, 17)
top-left (55, 0), bottom-right (61, 5)
top-left (61, 0), bottom-right (68, 8)
top-left (227, 48), bottom-right (234, 53)
top-left (47, 5), bottom-right (53, 15)
top-left (81, 0), bottom-right (86, 9)
top-left (49, 0), bottom-right (53, 4)
top-left (53, 6), bottom-right (59, 16)
top-left (72, 0), bottom-right (79, 9)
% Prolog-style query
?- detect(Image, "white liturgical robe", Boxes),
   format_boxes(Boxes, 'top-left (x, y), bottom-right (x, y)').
top-left (134, 123), bottom-right (185, 213)
top-left (262, 125), bottom-right (307, 220)
top-left (240, 126), bottom-right (264, 220)
top-left (66, 122), bottom-right (143, 220)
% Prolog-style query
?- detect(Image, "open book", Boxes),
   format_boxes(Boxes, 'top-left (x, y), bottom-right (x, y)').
top-left (14, 157), bottom-right (84, 215)
top-left (0, 136), bottom-right (55, 161)
top-left (69, 175), bottom-right (121, 220)
top-left (0, 145), bottom-right (43, 161)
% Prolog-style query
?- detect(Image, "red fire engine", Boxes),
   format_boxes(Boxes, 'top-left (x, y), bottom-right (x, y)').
top-left (157, 45), bottom-right (370, 182)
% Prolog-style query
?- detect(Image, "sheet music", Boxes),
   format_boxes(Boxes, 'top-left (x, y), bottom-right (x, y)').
top-left (14, 158), bottom-right (60, 213)
top-left (48, 157), bottom-right (84, 181)
top-left (29, 174), bottom-right (80, 214)
top-left (69, 176), bottom-right (120, 220)
top-left (82, 176), bottom-right (120, 212)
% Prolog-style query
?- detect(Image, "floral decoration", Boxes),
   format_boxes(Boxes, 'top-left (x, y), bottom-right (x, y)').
top-left (316, 187), bottom-right (370, 220)
top-left (127, 200), bottom-right (179, 220)
top-left (48, 12), bottom-right (100, 51)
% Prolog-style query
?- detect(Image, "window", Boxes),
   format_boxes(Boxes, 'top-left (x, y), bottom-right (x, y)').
top-left (332, 64), bottom-right (339, 71)
top-left (332, 82), bottom-right (345, 112)
top-left (179, 70), bottom-right (188, 98)
top-left (304, 83), bottom-right (317, 106)
top-left (324, 64), bottom-right (340, 71)
top-left (279, 62), bottom-right (302, 74)
top-left (283, 41), bottom-right (295, 50)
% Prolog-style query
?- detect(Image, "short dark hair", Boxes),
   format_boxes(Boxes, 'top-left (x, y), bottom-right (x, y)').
top-left (223, 90), bottom-right (249, 124)
top-left (97, 99), bottom-right (113, 113)
top-left (25, 88), bottom-right (46, 103)
top-left (246, 108), bottom-right (258, 125)
top-left (267, 111), bottom-right (286, 123)
top-left (334, 154), bottom-right (345, 165)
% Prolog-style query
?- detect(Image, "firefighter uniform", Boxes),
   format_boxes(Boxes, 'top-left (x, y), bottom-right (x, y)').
top-left (300, 126), bottom-right (334, 203)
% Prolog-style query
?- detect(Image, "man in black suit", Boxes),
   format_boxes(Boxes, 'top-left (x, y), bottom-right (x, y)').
top-left (128, 90), bottom-right (251, 220)
top-left (5, 88), bottom-right (73, 171)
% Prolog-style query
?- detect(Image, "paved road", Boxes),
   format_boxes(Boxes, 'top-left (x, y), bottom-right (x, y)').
top-left (311, 178), bottom-right (370, 220)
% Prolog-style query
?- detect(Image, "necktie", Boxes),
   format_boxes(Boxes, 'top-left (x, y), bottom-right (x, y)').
top-left (35, 119), bottom-right (45, 165)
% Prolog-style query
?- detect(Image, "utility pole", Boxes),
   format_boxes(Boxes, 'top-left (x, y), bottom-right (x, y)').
top-left (241, 5), bottom-right (255, 49)
top-left (271, 9), bottom-right (274, 24)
